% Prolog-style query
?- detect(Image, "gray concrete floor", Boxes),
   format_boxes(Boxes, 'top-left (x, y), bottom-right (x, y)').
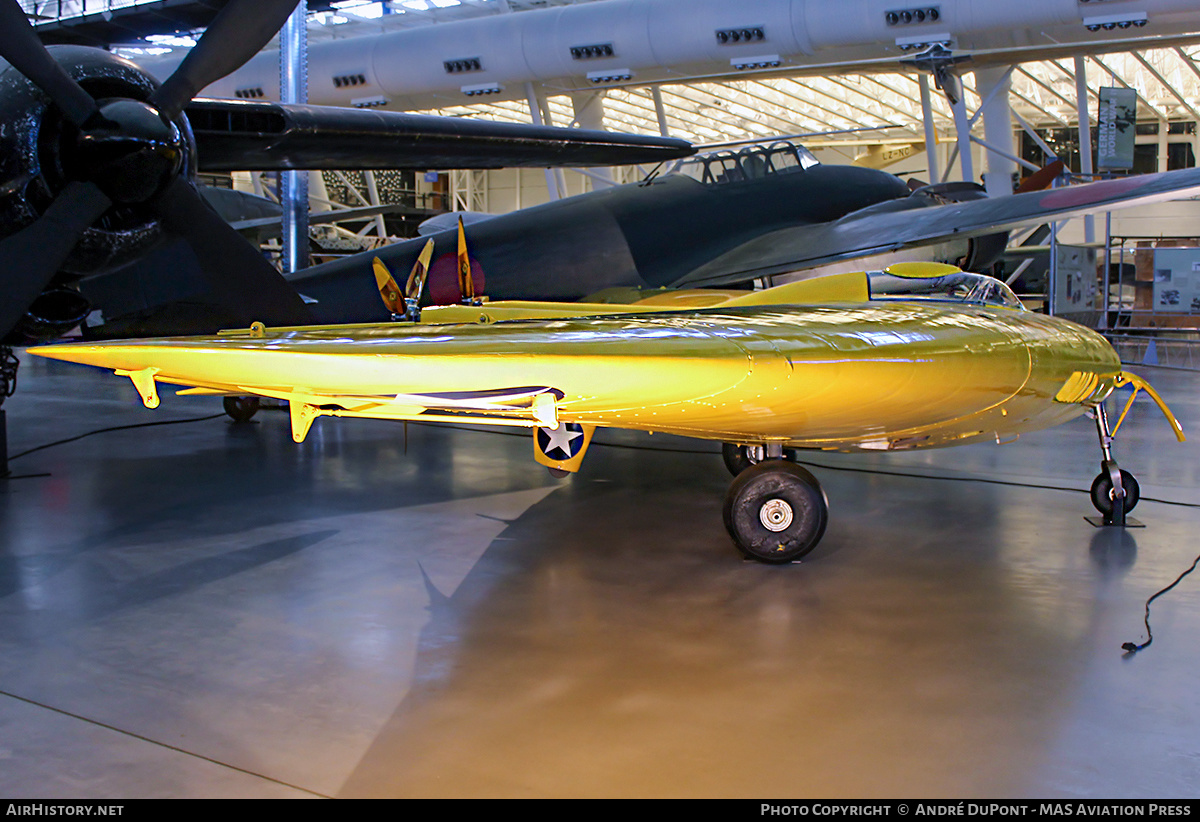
top-left (2, 349), bottom-right (1200, 798)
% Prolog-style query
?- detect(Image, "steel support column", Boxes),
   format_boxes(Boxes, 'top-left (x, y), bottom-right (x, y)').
top-left (572, 91), bottom-right (613, 188)
top-left (918, 74), bottom-right (940, 183)
top-left (951, 92), bottom-right (974, 183)
top-left (975, 65), bottom-right (1015, 196)
top-left (1075, 55), bottom-right (1096, 242)
top-left (526, 82), bottom-right (562, 200)
top-left (280, 2), bottom-right (309, 273)
top-left (651, 86), bottom-right (671, 137)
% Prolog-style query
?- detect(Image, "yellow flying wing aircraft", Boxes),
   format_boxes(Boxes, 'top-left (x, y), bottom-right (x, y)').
top-left (32, 263), bottom-right (1183, 564)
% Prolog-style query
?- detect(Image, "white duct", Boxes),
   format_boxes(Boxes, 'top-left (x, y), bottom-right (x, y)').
top-left (140, 0), bottom-right (1200, 113)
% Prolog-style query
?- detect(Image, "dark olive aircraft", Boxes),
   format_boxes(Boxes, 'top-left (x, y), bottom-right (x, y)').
top-left (0, 0), bottom-right (692, 348)
top-left (5, 0), bottom-right (1200, 343)
top-left (278, 141), bottom-right (1200, 327)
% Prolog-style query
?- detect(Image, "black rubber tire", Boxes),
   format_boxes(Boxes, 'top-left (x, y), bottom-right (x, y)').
top-left (723, 460), bottom-right (828, 563)
top-left (223, 395), bottom-right (261, 422)
top-left (721, 443), bottom-right (798, 476)
top-left (1090, 469), bottom-right (1140, 516)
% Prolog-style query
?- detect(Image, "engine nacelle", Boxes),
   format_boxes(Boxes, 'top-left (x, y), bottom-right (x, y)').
top-left (0, 46), bottom-right (196, 281)
top-left (13, 287), bottom-right (91, 343)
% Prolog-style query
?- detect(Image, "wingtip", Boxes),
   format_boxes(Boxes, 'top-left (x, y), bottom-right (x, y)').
top-left (28, 342), bottom-right (123, 369)
top-left (28, 343), bottom-right (78, 362)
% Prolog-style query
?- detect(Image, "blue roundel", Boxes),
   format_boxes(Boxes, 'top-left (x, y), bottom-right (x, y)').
top-left (537, 423), bottom-right (585, 460)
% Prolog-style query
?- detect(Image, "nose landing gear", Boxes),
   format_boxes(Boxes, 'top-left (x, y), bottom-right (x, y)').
top-left (1088, 401), bottom-right (1140, 527)
top-left (1085, 372), bottom-right (1187, 527)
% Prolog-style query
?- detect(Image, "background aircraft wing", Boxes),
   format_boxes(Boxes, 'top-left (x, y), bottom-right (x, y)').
top-left (677, 167), bottom-right (1200, 287)
top-left (187, 99), bottom-right (694, 171)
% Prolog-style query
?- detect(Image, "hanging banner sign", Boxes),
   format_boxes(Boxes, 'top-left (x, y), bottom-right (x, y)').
top-left (1097, 87), bottom-right (1137, 170)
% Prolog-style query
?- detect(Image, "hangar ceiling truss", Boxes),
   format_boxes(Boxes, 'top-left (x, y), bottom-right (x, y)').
top-left (27, 0), bottom-right (1200, 157)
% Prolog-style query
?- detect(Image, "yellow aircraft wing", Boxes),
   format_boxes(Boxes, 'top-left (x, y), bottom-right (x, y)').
top-left (36, 276), bottom-right (1117, 450)
top-left (31, 268), bottom-right (1176, 564)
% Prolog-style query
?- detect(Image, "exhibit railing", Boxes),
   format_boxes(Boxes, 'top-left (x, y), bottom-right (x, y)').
top-left (1100, 235), bottom-right (1200, 332)
top-left (1105, 333), bottom-right (1200, 371)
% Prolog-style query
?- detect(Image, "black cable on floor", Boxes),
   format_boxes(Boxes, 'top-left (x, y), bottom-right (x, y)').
top-left (6, 413), bottom-right (224, 463)
top-left (1122, 554), bottom-right (1200, 655)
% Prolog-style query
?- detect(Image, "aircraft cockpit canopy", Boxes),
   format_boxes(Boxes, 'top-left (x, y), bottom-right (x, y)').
top-left (868, 271), bottom-right (1025, 310)
top-left (669, 141), bottom-right (820, 185)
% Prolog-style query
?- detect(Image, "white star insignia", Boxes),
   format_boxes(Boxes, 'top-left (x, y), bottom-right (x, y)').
top-left (542, 423), bottom-right (583, 458)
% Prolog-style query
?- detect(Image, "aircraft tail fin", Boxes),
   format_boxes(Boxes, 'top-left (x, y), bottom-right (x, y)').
top-left (1015, 160), bottom-right (1066, 194)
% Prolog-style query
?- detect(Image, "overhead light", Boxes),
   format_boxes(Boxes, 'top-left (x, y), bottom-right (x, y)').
top-left (586, 69), bottom-right (632, 84)
top-left (444, 57), bottom-right (482, 74)
top-left (461, 82), bottom-right (503, 96)
top-left (885, 7), bottom-right (940, 26)
top-left (731, 54), bottom-right (781, 70)
top-left (715, 26), bottom-right (766, 45)
top-left (570, 43), bottom-right (615, 60)
top-left (895, 32), bottom-right (953, 51)
top-left (1083, 11), bottom-right (1148, 30)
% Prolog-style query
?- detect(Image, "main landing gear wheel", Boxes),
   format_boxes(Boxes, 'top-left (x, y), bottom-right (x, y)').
top-left (721, 442), bottom-right (798, 476)
top-left (223, 396), bottom-right (260, 422)
top-left (1090, 469), bottom-right (1140, 516)
top-left (723, 461), bottom-right (828, 563)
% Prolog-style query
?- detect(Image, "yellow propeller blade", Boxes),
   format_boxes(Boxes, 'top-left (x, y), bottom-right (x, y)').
top-left (373, 256), bottom-right (405, 315)
top-left (457, 216), bottom-right (474, 301)
top-left (404, 238), bottom-right (436, 300)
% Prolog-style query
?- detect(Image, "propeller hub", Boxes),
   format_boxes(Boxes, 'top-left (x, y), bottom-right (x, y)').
top-left (75, 99), bottom-right (184, 204)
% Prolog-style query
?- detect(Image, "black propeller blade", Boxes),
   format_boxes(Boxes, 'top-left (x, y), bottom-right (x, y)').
top-left (151, 0), bottom-right (301, 119)
top-left (0, 182), bottom-right (111, 339)
top-left (153, 177), bottom-right (311, 328)
top-left (0, 0), bottom-right (314, 337)
top-left (0, 0), bottom-right (97, 128)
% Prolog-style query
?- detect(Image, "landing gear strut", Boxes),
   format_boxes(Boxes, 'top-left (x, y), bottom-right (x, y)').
top-left (1089, 403), bottom-right (1139, 527)
top-left (1, 346), bottom-right (16, 478)
top-left (721, 442), bottom-right (798, 476)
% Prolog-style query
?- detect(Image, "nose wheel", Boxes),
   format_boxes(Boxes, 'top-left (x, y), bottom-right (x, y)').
top-left (1091, 467), bottom-right (1140, 518)
top-left (723, 460), bottom-right (828, 563)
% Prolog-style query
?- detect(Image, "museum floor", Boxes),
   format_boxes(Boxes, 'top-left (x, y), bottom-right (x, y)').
top-left (2, 349), bottom-right (1199, 799)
